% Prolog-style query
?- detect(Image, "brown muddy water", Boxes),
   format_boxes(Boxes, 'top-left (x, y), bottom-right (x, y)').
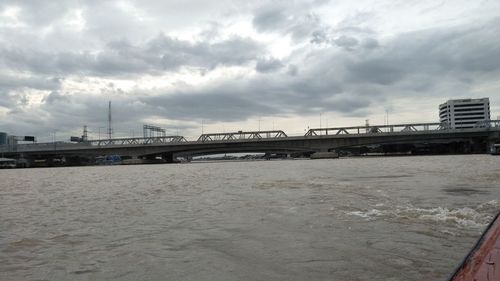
top-left (1, 155), bottom-right (499, 280)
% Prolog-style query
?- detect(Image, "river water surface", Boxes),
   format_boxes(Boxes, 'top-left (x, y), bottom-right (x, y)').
top-left (1, 155), bottom-right (499, 281)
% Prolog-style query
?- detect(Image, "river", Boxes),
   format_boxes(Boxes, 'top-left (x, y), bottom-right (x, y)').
top-left (1, 155), bottom-right (499, 280)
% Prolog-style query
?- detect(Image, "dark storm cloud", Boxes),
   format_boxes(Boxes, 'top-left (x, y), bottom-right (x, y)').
top-left (344, 18), bottom-right (500, 89)
top-left (145, 90), bottom-right (274, 122)
top-left (139, 59), bottom-right (367, 122)
top-left (140, 81), bottom-right (369, 122)
top-left (0, 34), bottom-right (263, 77)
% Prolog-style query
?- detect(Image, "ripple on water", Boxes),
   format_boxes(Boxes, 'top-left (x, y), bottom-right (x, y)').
top-left (347, 203), bottom-right (494, 229)
top-left (4, 238), bottom-right (44, 252)
top-left (442, 185), bottom-right (489, 195)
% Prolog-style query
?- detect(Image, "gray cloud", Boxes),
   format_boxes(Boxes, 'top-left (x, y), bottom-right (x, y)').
top-left (133, 17), bottom-right (500, 124)
top-left (5, 16), bottom-right (500, 137)
top-left (0, 1), bottom-right (76, 26)
top-left (343, 18), bottom-right (500, 90)
top-left (0, 34), bottom-right (263, 77)
top-left (361, 38), bottom-right (379, 49)
top-left (287, 64), bottom-right (299, 76)
top-left (310, 30), bottom-right (329, 44)
top-left (256, 57), bottom-right (285, 73)
top-left (0, 74), bottom-right (62, 92)
top-left (1, 1), bottom-right (500, 139)
top-left (333, 35), bottom-right (359, 49)
top-left (252, 1), bottom-right (327, 42)
top-left (0, 74), bottom-right (62, 110)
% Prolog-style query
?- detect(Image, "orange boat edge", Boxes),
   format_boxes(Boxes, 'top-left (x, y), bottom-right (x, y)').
top-left (449, 212), bottom-right (500, 281)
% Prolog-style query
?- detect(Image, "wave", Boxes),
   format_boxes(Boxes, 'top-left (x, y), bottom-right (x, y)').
top-left (347, 200), bottom-right (499, 229)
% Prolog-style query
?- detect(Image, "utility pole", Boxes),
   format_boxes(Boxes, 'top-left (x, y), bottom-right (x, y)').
top-left (98, 127), bottom-right (105, 140)
top-left (53, 130), bottom-right (57, 151)
top-left (82, 125), bottom-right (88, 142)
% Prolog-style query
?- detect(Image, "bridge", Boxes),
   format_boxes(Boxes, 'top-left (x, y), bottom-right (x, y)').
top-left (1, 121), bottom-right (500, 164)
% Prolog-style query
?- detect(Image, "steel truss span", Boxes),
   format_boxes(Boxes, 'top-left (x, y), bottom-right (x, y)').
top-left (304, 120), bottom-right (500, 136)
top-left (197, 130), bottom-right (288, 142)
top-left (88, 136), bottom-right (187, 146)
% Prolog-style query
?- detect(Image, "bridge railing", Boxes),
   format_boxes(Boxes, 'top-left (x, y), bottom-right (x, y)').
top-left (197, 130), bottom-right (288, 142)
top-left (1, 141), bottom-right (81, 153)
top-left (304, 122), bottom-right (448, 136)
top-left (473, 120), bottom-right (500, 128)
top-left (87, 136), bottom-right (188, 146)
top-left (0, 136), bottom-right (188, 153)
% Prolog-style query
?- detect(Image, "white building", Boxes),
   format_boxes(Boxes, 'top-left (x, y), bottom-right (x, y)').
top-left (439, 98), bottom-right (490, 129)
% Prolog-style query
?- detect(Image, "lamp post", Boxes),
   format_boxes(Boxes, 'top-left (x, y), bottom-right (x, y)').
top-left (98, 127), bottom-right (105, 140)
top-left (52, 130), bottom-right (57, 151)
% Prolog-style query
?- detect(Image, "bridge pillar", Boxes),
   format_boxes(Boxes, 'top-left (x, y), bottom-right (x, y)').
top-left (316, 147), bottom-right (330, 153)
top-left (162, 153), bottom-right (175, 163)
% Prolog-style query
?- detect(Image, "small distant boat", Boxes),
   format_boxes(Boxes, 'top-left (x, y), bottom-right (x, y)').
top-left (96, 155), bottom-right (122, 165)
top-left (448, 212), bottom-right (500, 281)
top-left (310, 151), bottom-right (339, 159)
top-left (0, 157), bottom-right (16, 168)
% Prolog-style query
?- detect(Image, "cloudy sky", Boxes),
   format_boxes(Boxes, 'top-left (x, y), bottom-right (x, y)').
top-left (1, 0), bottom-right (499, 141)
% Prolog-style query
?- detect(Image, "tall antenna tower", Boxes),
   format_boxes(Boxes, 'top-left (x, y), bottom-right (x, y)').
top-left (108, 101), bottom-right (113, 140)
top-left (82, 125), bottom-right (88, 142)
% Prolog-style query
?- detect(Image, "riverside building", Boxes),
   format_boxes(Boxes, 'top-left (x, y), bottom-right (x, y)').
top-left (439, 98), bottom-right (490, 129)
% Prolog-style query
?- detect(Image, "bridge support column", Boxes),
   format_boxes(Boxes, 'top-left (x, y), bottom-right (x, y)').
top-left (487, 139), bottom-right (498, 154)
top-left (310, 147), bottom-right (339, 159)
top-left (162, 153), bottom-right (175, 163)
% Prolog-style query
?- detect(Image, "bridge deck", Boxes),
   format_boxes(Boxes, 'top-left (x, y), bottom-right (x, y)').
top-left (1, 121), bottom-right (499, 154)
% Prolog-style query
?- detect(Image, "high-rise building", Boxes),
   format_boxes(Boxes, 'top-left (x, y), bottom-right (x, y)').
top-left (439, 98), bottom-right (490, 129)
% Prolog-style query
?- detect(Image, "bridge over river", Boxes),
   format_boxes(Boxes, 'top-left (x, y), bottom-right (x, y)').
top-left (1, 121), bottom-right (500, 164)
